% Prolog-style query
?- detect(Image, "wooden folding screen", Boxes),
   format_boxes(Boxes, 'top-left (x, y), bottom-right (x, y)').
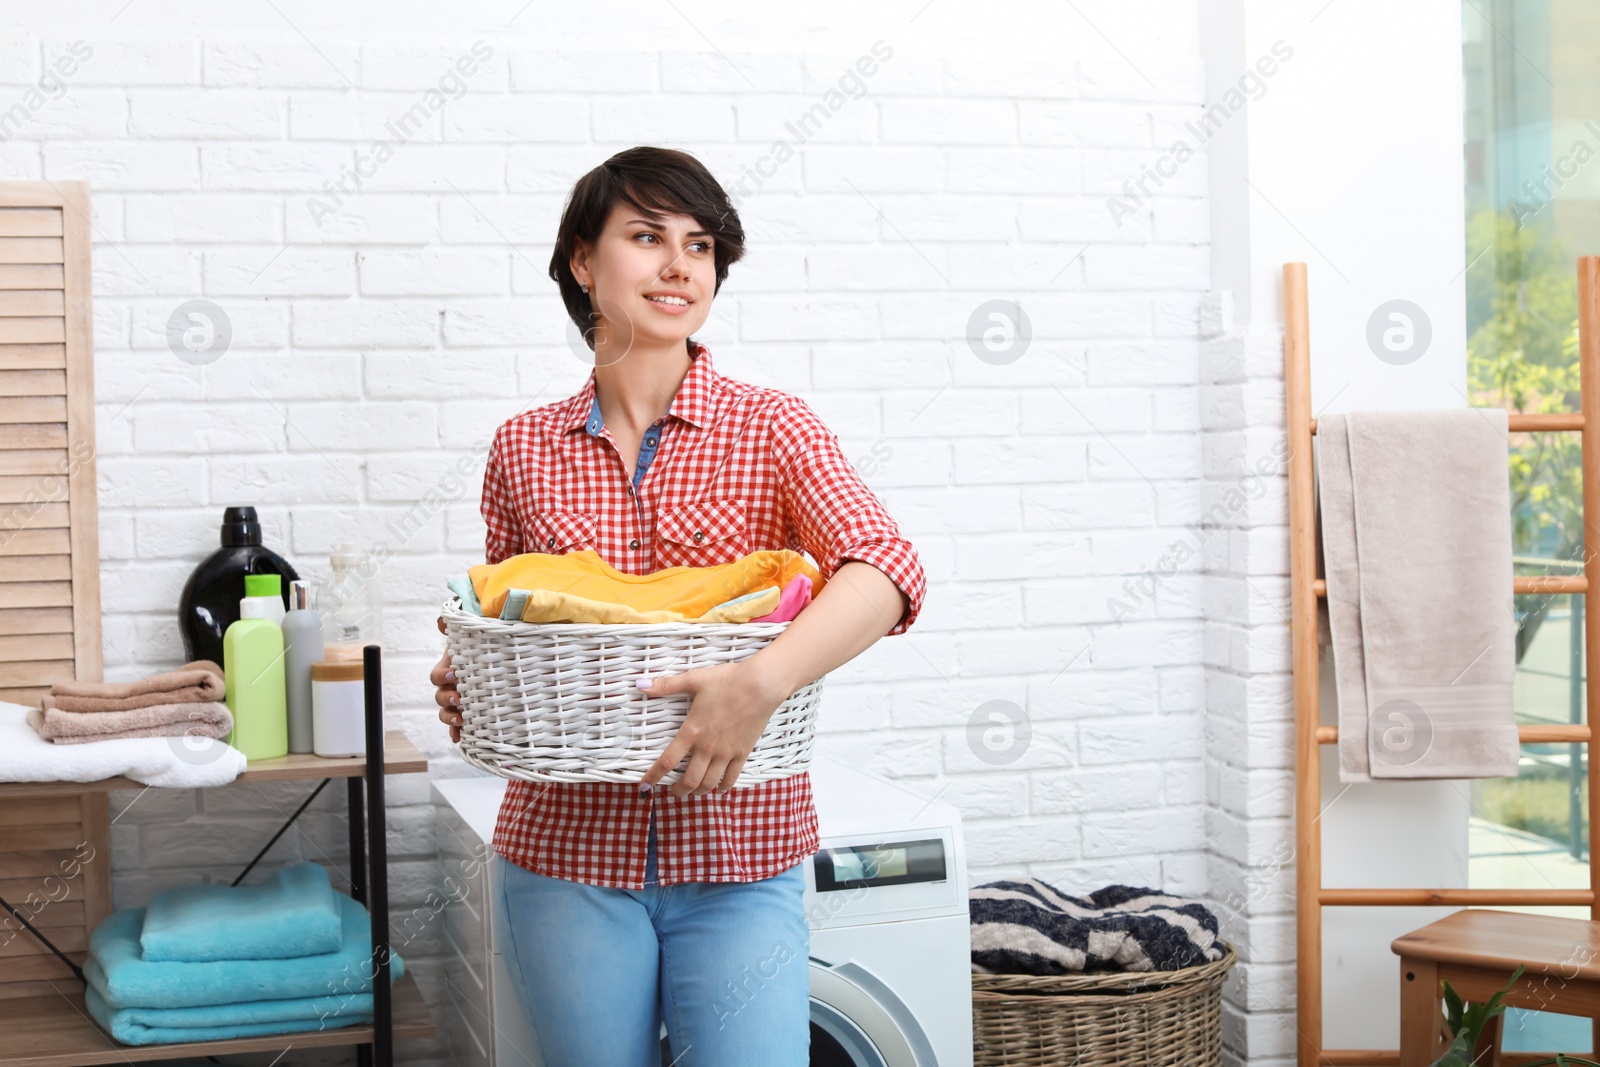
top-left (0, 181), bottom-right (111, 1001)
top-left (1287, 256), bottom-right (1600, 1065)
top-left (0, 181), bottom-right (102, 706)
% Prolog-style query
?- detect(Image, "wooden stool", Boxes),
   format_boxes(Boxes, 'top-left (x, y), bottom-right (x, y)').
top-left (1393, 909), bottom-right (1600, 1066)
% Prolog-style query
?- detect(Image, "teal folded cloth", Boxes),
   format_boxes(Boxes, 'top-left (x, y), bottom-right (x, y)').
top-left (141, 861), bottom-right (341, 962)
top-left (87, 890), bottom-right (404, 1010)
top-left (448, 577), bottom-right (482, 615)
top-left (498, 588), bottom-right (528, 621)
top-left (85, 983), bottom-right (381, 1046)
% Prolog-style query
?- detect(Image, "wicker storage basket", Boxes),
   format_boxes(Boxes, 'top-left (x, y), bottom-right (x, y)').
top-left (440, 594), bottom-right (824, 786)
top-left (970, 942), bottom-right (1236, 1067)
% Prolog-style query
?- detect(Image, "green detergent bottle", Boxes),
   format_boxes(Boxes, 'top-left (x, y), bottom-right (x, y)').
top-left (223, 574), bottom-right (288, 760)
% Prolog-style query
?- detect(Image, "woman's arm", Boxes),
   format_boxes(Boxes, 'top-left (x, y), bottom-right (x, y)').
top-left (637, 394), bottom-right (927, 796)
top-left (744, 560), bottom-right (910, 697)
top-left (637, 561), bottom-right (909, 797)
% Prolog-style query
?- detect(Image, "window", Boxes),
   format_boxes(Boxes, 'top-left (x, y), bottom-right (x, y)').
top-left (1464, 0), bottom-right (1600, 1051)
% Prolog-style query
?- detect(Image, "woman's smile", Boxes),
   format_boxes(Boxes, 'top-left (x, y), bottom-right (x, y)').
top-left (644, 292), bottom-right (694, 315)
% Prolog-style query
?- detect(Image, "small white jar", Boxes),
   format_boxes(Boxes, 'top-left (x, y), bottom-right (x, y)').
top-left (311, 660), bottom-right (366, 757)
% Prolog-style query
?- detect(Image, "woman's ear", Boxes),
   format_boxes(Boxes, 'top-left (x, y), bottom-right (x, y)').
top-left (570, 238), bottom-right (592, 291)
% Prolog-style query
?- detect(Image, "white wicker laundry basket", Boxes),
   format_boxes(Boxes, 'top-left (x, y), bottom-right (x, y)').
top-left (440, 595), bottom-right (824, 786)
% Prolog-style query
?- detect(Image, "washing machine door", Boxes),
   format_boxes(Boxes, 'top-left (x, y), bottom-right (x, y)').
top-left (806, 956), bottom-right (938, 1067)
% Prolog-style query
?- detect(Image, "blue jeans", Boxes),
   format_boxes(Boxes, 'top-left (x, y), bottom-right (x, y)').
top-left (496, 810), bottom-right (811, 1066)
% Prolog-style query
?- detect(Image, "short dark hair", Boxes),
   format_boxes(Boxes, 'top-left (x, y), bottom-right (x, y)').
top-left (549, 146), bottom-right (746, 352)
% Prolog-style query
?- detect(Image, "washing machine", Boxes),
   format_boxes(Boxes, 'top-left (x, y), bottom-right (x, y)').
top-left (803, 757), bottom-right (974, 1066)
top-left (433, 757), bottom-right (973, 1066)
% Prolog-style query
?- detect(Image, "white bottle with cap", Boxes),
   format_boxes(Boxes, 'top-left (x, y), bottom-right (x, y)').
top-left (312, 659), bottom-right (367, 758)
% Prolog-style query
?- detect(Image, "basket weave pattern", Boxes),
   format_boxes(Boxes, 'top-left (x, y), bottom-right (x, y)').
top-left (970, 943), bottom-right (1236, 1067)
top-left (441, 596), bottom-right (823, 785)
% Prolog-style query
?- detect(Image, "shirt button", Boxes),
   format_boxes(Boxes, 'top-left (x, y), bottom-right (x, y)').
top-left (546, 536), bottom-right (555, 547)
top-left (630, 539), bottom-right (640, 549)
top-left (693, 531), bottom-right (704, 542)
top-left (645, 436), bottom-right (656, 447)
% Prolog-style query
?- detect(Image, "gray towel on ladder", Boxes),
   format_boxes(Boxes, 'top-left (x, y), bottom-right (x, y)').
top-left (1316, 410), bottom-right (1520, 781)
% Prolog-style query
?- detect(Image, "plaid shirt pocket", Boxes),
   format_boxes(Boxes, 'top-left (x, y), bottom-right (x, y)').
top-left (654, 498), bottom-right (750, 569)
top-left (531, 509), bottom-right (597, 554)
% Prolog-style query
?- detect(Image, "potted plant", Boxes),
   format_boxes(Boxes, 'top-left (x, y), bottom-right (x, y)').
top-left (1433, 964), bottom-right (1600, 1066)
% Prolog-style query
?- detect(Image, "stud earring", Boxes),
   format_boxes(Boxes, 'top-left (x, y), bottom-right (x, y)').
top-left (580, 283), bottom-right (589, 293)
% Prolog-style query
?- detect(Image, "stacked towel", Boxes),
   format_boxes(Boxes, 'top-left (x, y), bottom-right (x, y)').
top-left (30, 661), bottom-right (233, 746)
top-left (85, 870), bottom-right (404, 1046)
top-left (968, 880), bottom-right (1225, 975)
top-left (0, 702), bottom-right (245, 787)
top-left (140, 861), bottom-right (342, 962)
top-left (44, 661), bottom-right (225, 711)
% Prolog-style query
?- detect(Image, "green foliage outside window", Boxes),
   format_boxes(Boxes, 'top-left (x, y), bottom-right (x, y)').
top-left (1465, 206), bottom-right (1582, 560)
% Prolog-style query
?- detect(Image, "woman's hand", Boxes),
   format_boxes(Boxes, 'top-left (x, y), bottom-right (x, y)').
top-left (432, 615), bottom-right (461, 744)
top-left (637, 659), bottom-right (792, 797)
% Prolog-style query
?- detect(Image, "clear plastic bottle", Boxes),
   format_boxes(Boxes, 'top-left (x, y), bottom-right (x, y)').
top-left (322, 542), bottom-right (384, 662)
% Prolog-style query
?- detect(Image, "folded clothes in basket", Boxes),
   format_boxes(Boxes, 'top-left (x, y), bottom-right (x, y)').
top-left (465, 548), bottom-right (823, 624)
top-left (43, 660), bottom-right (225, 713)
top-left (140, 861), bottom-right (342, 962)
top-left (968, 881), bottom-right (1225, 975)
top-left (26, 701), bottom-right (232, 746)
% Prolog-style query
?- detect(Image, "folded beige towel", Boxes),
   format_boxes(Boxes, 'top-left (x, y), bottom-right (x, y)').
top-left (1317, 410), bottom-right (1520, 781)
top-left (42, 660), bottom-right (225, 713)
top-left (26, 701), bottom-right (233, 746)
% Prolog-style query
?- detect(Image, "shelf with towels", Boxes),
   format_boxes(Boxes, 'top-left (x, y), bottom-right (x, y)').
top-left (0, 647), bottom-right (435, 1067)
top-left (0, 729), bottom-right (427, 800)
top-left (0, 970), bottom-right (435, 1067)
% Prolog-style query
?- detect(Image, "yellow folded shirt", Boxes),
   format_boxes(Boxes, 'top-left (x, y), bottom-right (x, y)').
top-left (495, 584), bottom-right (783, 624)
top-left (469, 549), bottom-right (823, 624)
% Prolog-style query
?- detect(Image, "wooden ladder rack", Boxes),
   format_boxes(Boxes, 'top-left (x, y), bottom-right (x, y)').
top-left (1287, 255), bottom-right (1600, 1066)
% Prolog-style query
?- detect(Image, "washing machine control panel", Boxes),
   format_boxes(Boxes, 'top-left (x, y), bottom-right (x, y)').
top-left (804, 825), bottom-right (965, 927)
top-left (814, 835), bottom-right (947, 891)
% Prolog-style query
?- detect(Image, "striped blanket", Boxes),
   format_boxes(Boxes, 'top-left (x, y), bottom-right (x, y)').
top-left (969, 881), bottom-right (1225, 974)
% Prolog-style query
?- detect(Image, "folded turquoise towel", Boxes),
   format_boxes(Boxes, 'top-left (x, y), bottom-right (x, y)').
top-left (85, 982), bottom-right (381, 1046)
top-left (88, 890), bottom-right (403, 1010)
top-left (448, 577), bottom-right (482, 615)
top-left (141, 861), bottom-right (341, 962)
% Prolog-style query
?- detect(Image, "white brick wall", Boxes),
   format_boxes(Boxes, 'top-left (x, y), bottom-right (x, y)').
top-left (1200, 304), bottom-right (1296, 1064)
top-left (0, 13), bottom-right (1257, 1064)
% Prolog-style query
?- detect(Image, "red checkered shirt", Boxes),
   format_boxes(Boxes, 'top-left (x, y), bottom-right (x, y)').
top-left (483, 341), bottom-right (927, 888)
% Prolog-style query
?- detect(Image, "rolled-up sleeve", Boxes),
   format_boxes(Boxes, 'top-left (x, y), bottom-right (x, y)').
top-left (481, 425), bottom-right (526, 566)
top-left (771, 395), bottom-right (927, 636)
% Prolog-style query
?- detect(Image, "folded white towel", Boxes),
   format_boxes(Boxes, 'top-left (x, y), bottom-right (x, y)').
top-left (0, 702), bottom-right (246, 788)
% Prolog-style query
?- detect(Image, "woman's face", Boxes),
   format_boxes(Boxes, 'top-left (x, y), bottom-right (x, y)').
top-left (573, 203), bottom-right (715, 355)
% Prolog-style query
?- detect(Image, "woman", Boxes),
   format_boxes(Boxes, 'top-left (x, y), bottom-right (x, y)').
top-left (431, 146), bottom-right (927, 1066)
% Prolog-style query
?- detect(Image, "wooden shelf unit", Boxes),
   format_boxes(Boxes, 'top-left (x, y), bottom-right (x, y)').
top-left (0, 654), bottom-right (434, 1066)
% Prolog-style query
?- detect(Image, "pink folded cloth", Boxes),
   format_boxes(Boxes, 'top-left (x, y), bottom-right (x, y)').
top-left (25, 701), bottom-right (233, 745)
top-left (752, 574), bottom-right (813, 623)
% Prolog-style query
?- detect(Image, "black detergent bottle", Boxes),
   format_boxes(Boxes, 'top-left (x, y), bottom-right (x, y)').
top-left (178, 506), bottom-right (301, 666)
